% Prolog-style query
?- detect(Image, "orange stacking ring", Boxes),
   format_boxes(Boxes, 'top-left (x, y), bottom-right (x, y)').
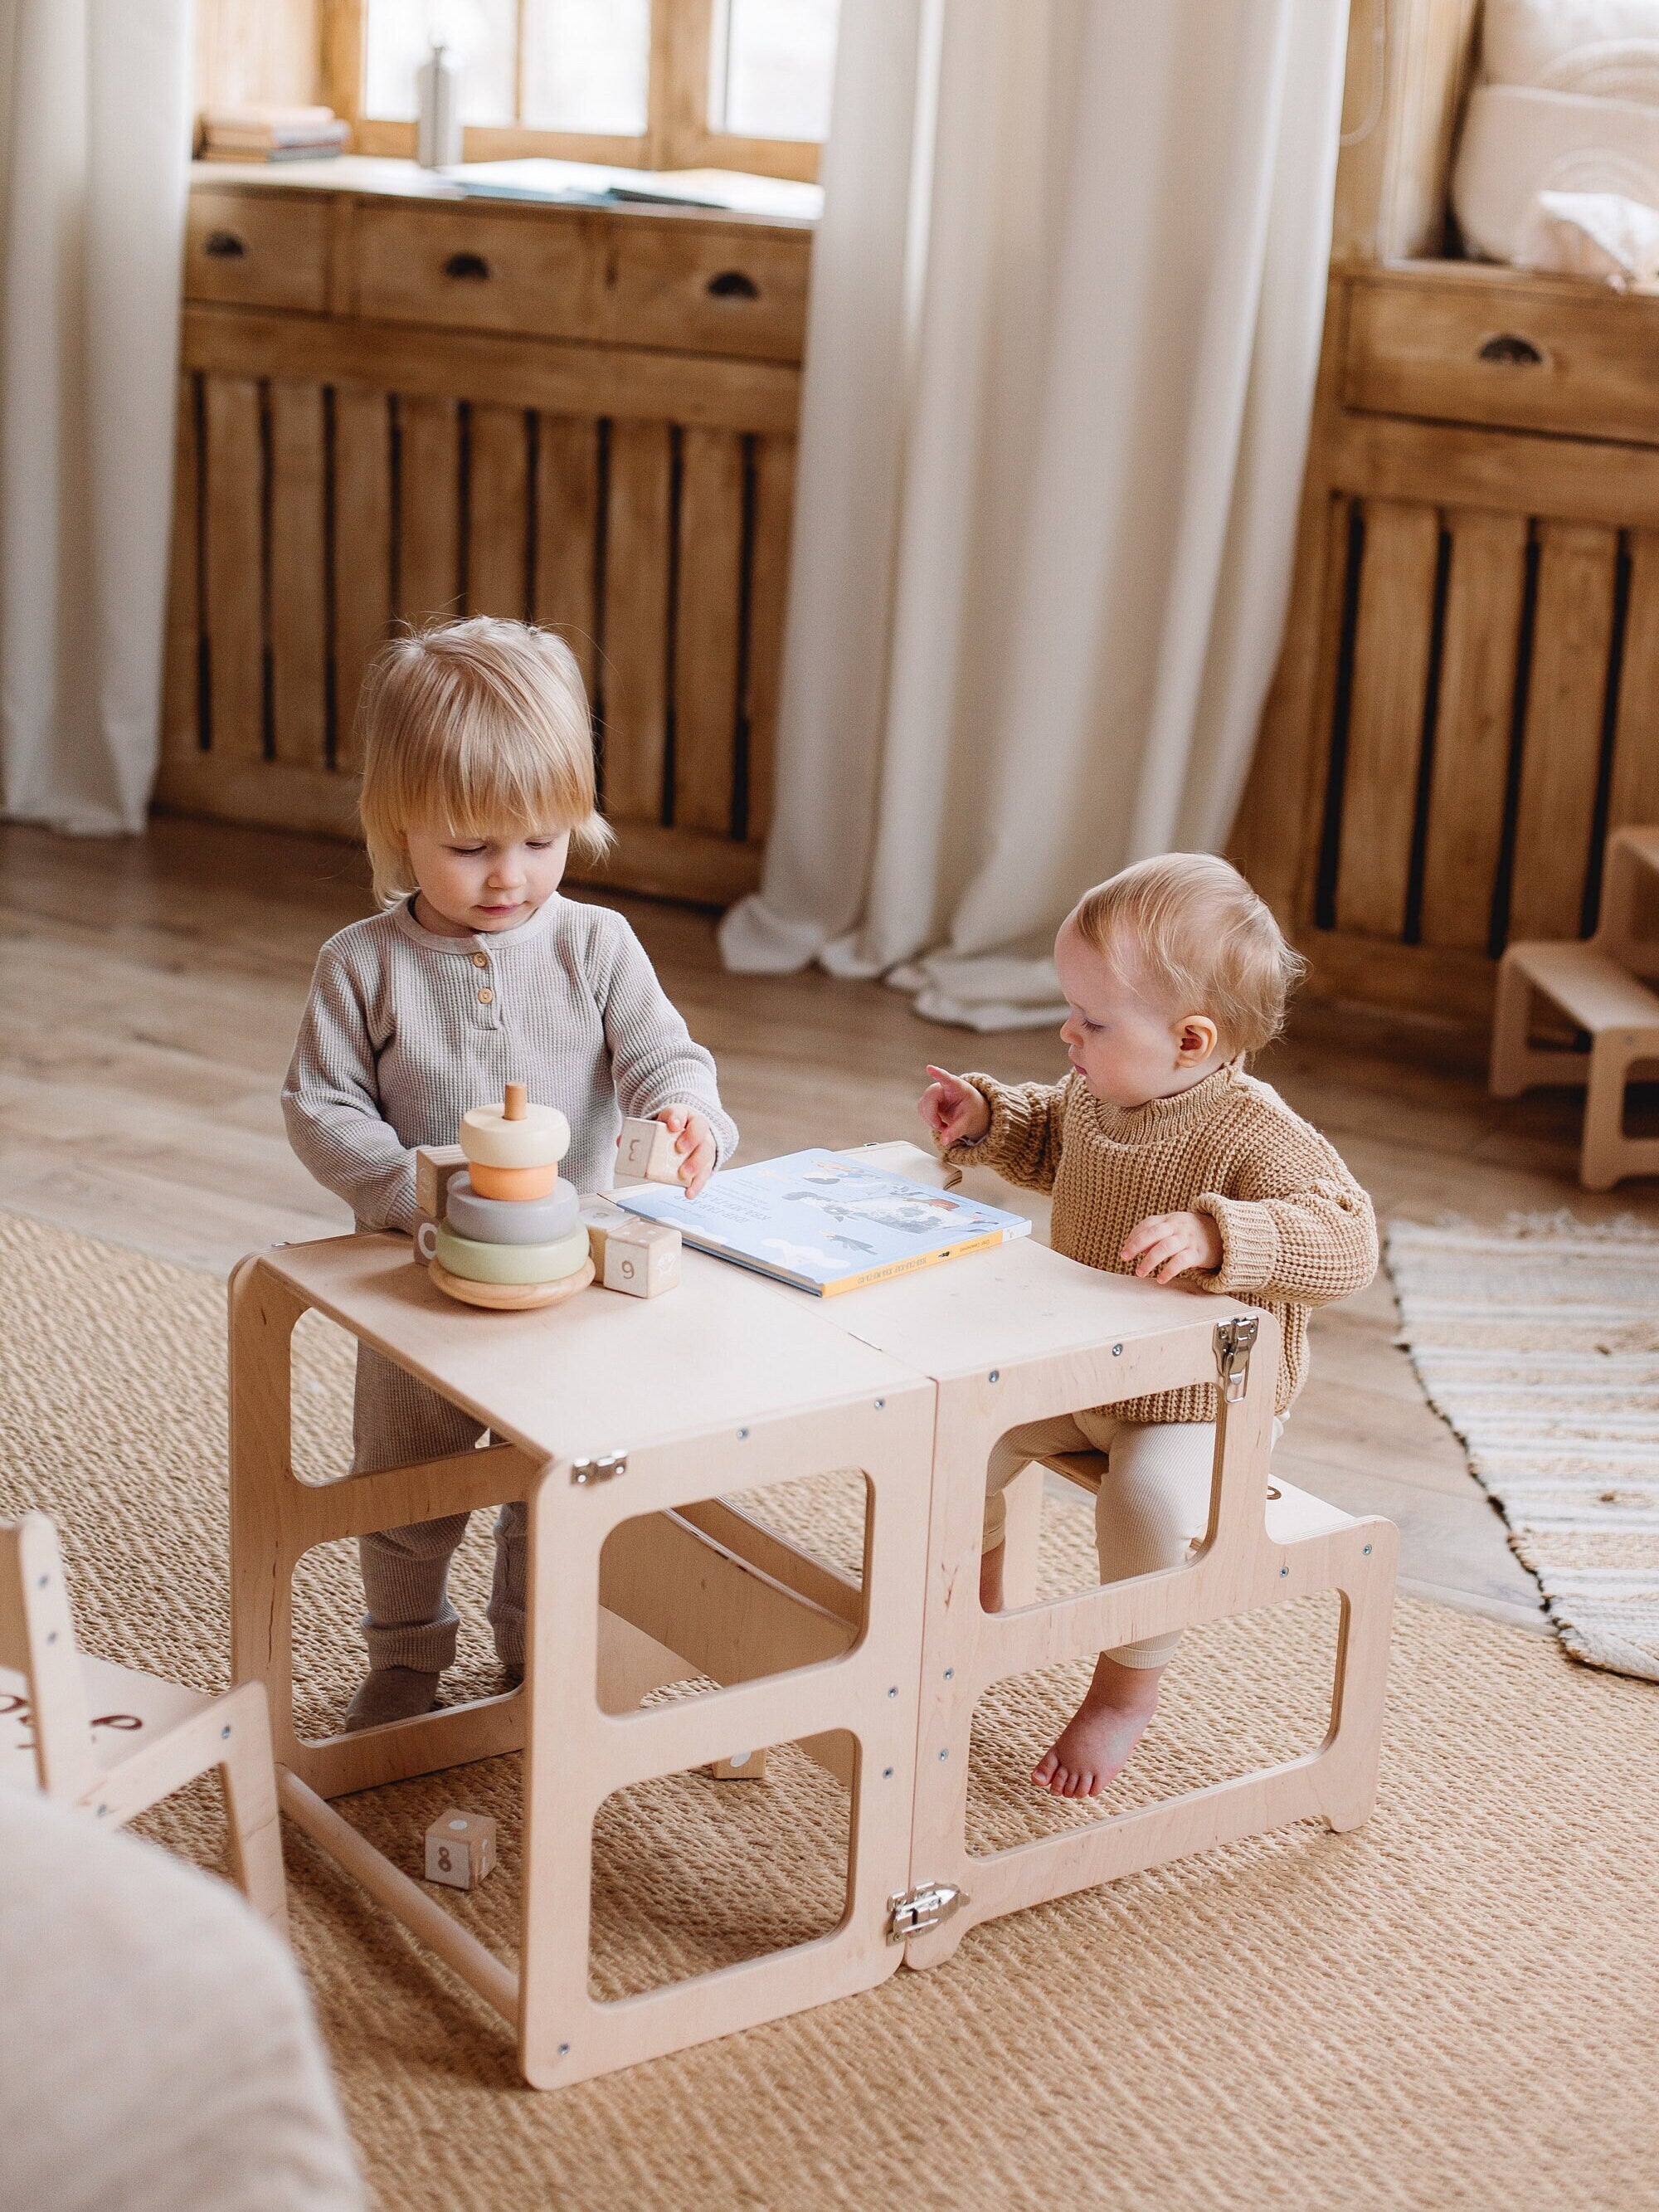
top-left (468, 1159), bottom-right (561, 1202)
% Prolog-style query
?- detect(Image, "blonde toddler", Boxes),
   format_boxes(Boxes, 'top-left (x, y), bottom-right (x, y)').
top-left (284, 617), bottom-right (737, 1731)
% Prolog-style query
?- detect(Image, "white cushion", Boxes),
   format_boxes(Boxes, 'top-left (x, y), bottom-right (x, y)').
top-left (1483, 0), bottom-right (1659, 90)
top-left (1516, 186), bottom-right (1659, 281)
top-left (1453, 80), bottom-right (1659, 260)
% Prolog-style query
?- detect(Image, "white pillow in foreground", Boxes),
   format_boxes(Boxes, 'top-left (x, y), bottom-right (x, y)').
top-left (1453, 80), bottom-right (1659, 258)
top-left (1515, 186), bottom-right (1659, 281)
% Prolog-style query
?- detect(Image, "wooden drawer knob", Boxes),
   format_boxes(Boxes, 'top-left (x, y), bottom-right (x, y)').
top-left (203, 229), bottom-right (246, 259)
top-left (443, 250), bottom-right (492, 281)
top-left (706, 268), bottom-right (759, 300)
top-left (1477, 332), bottom-right (1544, 366)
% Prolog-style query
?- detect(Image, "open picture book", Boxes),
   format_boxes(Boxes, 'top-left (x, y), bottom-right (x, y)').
top-left (611, 1147), bottom-right (1031, 1295)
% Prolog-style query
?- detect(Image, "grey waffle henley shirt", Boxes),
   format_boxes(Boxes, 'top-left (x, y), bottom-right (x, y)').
top-left (282, 892), bottom-right (737, 1233)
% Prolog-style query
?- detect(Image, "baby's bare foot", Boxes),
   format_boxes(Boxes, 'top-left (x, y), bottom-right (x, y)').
top-left (1030, 1653), bottom-right (1163, 1798)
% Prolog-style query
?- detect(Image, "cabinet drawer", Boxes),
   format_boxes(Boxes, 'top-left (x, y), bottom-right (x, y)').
top-left (596, 220), bottom-right (809, 362)
top-left (350, 203), bottom-right (601, 340)
top-left (1345, 271), bottom-right (1659, 446)
top-left (184, 190), bottom-right (331, 314)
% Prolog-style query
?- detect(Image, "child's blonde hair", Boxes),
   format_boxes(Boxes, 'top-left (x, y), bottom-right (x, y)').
top-left (1071, 853), bottom-right (1305, 1057)
top-left (357, 616), bottom-right (613, 904)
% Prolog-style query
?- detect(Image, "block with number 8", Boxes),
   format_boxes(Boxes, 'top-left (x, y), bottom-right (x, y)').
top-left (425, 1807), bottom-right (497, 1890)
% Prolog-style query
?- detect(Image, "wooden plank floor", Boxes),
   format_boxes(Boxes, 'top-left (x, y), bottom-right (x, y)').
top-left (8, 815), bottom-right (1654, 1633)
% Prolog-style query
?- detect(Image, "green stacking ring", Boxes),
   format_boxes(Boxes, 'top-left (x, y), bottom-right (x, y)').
top-left (433, 1221), bottom-right (591, 1287)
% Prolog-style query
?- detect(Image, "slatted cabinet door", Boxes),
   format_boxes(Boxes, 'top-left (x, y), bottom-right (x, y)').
top-left (163, 373), bottom-right (799, 899)
top-left (1317, 489), bottom-right (1659, 963)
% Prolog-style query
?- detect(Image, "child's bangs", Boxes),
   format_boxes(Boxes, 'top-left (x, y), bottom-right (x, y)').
top-left (425, 713), bottom-right (585, 842)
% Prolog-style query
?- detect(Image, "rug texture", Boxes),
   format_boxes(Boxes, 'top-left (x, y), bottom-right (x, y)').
top-left (1386, 1214), bottom-right (1659, 1682)
top-left (5, 1207), bottom-right (1659, 2212)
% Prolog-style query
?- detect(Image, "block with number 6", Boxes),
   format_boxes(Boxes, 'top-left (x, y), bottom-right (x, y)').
top-left (425, 1808), bottom-right (497, 1890)
top-left (603, 1219), bottom-right (681, 1299)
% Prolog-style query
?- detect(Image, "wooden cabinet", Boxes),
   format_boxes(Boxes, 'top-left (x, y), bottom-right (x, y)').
top-left (1236, 263), bottom-right (1659, 1023)
top-left (158, 162), bottom-right (810, 906)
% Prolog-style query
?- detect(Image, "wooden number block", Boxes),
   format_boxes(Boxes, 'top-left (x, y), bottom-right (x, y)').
top-left (415, 1144), bottom-right (469, 1225)
top-left (425, 1808), bottom-right (497, 1891)
top-left (578, 1195), bottom-right (630, 1275)
top-left (602, 1220), bottom-right (681, 1300)
top-left (616, 1116), bottom-right (682, 1184)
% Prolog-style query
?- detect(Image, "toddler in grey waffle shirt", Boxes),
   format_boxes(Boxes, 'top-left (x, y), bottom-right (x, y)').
top-left (283, 618), bottom-right (737, 1732)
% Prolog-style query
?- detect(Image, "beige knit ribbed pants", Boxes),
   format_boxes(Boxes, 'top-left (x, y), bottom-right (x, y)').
top-left (984, 1412), bottom-right (1271, 1669)
top-left (353, 1347), bottom-right (523, 1675)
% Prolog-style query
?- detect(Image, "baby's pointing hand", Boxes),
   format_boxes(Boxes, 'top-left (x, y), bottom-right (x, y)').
top-left (920, 1066), bottom-right (990, 1149)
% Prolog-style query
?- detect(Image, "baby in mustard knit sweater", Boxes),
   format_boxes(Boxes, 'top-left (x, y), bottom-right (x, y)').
top-left (921, 853), bottom-right (1376, 1799)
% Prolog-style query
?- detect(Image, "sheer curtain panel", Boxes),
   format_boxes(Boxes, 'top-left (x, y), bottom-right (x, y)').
top-left (720, 0), bottom-right (1350, 1028)
top-left (0, 0), bottom-right (193, 835)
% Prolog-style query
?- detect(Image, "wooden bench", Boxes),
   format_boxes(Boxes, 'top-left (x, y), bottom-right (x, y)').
top-left (1491, 828), bottom-right (1659, 1188)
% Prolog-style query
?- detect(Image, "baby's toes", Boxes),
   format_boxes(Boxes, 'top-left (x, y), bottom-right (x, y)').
top-left (1031, 1750), bottom-right (1063, 1791)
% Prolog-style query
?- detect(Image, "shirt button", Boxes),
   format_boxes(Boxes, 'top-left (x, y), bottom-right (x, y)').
top-left (472, 951), bottom-right (488, 968)
top-left (478, 987), bottom-right (494, 1006)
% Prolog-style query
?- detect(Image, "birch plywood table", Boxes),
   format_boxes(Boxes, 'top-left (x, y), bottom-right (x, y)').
top-left (228, 1151), bottom-right (1397, 2086)
top-left (231, 1235), bottom-right (932, 2086)
top-left (821, 1150), bottom-right (1399, 1969)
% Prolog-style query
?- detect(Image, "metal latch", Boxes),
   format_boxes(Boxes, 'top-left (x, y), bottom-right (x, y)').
top-left (888, 1882), bottom-right (965, 1943)
top-left (571, 1452), bottom-right (627, 1486)
top-left (1213, 1316), bottom-right (1259, 1403)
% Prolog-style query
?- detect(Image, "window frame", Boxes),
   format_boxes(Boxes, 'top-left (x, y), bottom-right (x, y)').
top-left (326, 0), bottom-right (824, 183)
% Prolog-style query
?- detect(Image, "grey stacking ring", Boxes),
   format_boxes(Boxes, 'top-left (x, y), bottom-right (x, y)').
top-left (445, 1171), bottom-right (580, 1245)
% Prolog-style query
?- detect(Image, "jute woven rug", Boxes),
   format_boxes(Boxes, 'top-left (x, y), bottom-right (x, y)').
top-left (1386, 1215), bottom-right (1659, 1683)
top-left (4, 1207), bottom-right (1659, 2212)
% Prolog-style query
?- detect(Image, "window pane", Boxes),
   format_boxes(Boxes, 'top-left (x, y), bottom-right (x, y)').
top-left (720, 0), bottom-right (839, 144)
top-left (521, 0), bottom-right (651, 136)
top-left (364, 0), bottom-right (517, 126)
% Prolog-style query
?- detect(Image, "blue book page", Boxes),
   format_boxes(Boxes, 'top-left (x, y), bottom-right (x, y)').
top-left (611, 1149), bottom-right (1030, 1291)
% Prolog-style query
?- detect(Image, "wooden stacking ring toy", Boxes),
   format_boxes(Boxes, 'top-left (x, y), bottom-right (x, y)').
top-left (445, 1172), bottom-right (579, 1245)
top-left (466, 1159), bottom-right (561, 1202)
top-left (460, 1096), bottom-right (571, 1172)
top-left (426, 1222), bottom-right (591, 1287)
top-left (425, 1083), bottom-right (591, 1312)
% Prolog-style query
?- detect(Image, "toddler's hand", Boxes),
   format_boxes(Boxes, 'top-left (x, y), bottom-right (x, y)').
top-left (920, 1065), bottom-right (990, 1149)
top-left (658, 1104), bottom-right (716, 1198)
top-left (1121, 1210), bottom-right (1223, 1284)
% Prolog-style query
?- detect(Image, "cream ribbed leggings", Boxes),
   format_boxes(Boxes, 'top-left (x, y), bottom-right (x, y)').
top-left (985, 1411), bottom-right (1277, 1669)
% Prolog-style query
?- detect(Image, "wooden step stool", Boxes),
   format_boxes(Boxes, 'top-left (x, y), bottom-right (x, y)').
top-left (817, 1151), bottom-right (1397, 1971)
top-left (2, 1513), bottom-right (286, 1928)
top-left (1491, 825), bottom-right (1659, 1189)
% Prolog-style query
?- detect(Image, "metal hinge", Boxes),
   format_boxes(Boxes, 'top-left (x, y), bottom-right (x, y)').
top-left (571, 1452), bottom-right (627, 1487)
top-left (887, 1881), bottom-right (965, 1943)
top-left (1213, 1315), bottom-right (1260, 1403)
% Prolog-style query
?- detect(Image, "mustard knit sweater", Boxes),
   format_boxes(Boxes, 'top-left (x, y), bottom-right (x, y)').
top-left (946, 1062), bottom-right (1378, 1425)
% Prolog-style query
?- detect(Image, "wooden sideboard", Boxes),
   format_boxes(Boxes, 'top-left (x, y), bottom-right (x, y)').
top-left (158, 159), bottom-right (810, 905)
top-left (1235, 260), bottom-right (1659, 1024)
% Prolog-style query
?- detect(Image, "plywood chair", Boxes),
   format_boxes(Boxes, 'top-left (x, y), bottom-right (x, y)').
top-left (1491, 826), bottom-right (1659, 1189)
top-left (0, 1513), bottom-right (286, 1930)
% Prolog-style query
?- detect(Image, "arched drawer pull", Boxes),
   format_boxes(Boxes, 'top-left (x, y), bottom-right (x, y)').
top-left (203, 230), bottom-right (246, 260)
top-left (444, 251), bottom-right (492, 281)
top-left (1478, 332), bottom-right (1545, 366)
top-left (706, 268), bottom-right (760, 300)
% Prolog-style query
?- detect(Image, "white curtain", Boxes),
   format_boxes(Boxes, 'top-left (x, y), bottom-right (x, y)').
top-left (721, 0), bottom-right (1350, 1029)
top-left (0, 0), bottom-right (193, 836)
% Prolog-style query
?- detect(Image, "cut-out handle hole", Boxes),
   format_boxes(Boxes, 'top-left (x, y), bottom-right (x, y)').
top-left (1477, 332), bottom-right (1545, 366)
top-left (444, 251), bottom-right (492, 281)
top-left (203, 230), bottom-right (246, 260)
top-left (706, 268), bottom-right (760, 300)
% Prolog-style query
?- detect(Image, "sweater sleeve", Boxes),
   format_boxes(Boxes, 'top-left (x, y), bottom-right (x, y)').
top-left (593, 914), bottom-right (739, 1165)
top-left (1191, 1113), bottom-right (1378, 1307)
top-left (943, 1072), bottom-right (1070, 1194)
top-left (280, 942), bottom-right (421, 1235)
